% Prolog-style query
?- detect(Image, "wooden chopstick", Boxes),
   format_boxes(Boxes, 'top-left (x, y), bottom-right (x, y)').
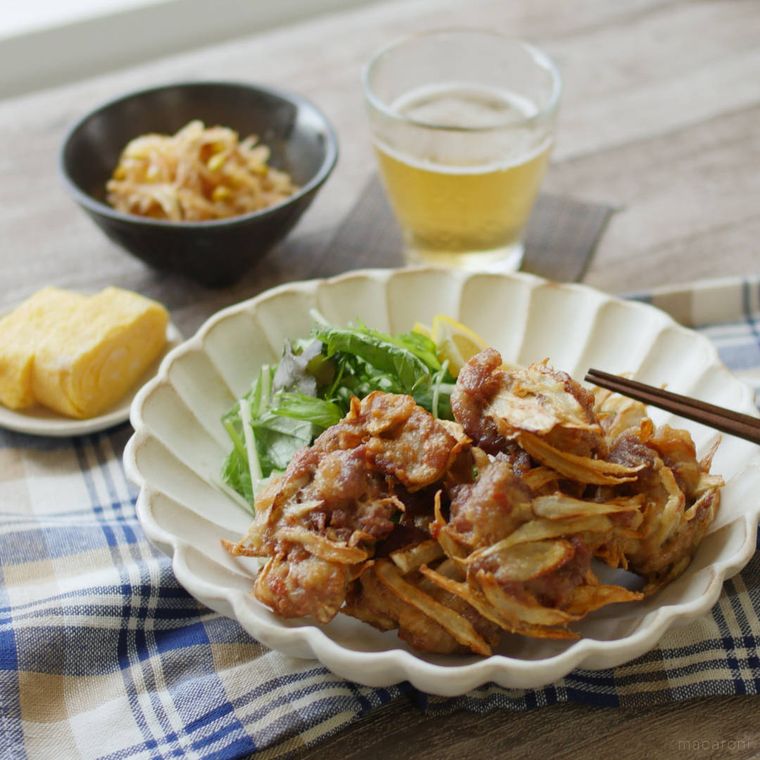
top-left (585, 368), bottom-right (760, 445)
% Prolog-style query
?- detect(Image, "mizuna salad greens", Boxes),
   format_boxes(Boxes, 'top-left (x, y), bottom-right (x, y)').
top-left (220, 316), bottom-right (459, 505)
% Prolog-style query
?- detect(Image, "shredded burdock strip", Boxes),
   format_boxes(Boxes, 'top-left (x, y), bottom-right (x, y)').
top-left (374, 560), bottom-right (493, 656)
top-left (276, 526), bottom-right (369, 564)
top-left (518, 432), bottom-right (643, 484)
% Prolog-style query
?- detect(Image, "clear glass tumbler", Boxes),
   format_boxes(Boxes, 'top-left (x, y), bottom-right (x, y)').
top-left (363, 30), bottom-right (561, 271)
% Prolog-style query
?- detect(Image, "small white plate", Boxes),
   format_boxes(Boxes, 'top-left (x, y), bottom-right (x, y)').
top-left (0, 322), bottom-right (182, 437)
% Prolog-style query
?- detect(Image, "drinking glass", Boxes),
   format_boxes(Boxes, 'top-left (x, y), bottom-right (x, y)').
top-left (363, 30), bottom-right (561, 271)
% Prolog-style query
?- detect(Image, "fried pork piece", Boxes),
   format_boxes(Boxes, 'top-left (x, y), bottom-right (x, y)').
top-left (362, 392), bottom-right (461, 490)
top-left (255, 548), bottom-right (352, 623)
top-left (226, 391), bottom-right (462, 624)
top-left (604, 424), bottom-right (723, 589)
top-left (452, 348), bottom-right (604, 458)
top-left (231, 443), bottom-right (397, 559)
top-left (450, 348), bottom-right (507, 454)
top-left (473, 536), bottom-right (592, 609)
top-left (454, 509), bottom-right (642, 635)
top-left (648, 425), bottom-right (716, 499)
top-left (453, 350), bottom-right (644, 486)
top-left (447, 457), bottom-right (533, 549)
top-left (428, 447), bottom-right (644, 640)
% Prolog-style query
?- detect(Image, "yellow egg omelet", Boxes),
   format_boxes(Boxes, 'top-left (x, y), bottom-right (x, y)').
top-left (0, 288), bottom-right (87, 410)
top-left (0, 286), bottom-right (168, 418)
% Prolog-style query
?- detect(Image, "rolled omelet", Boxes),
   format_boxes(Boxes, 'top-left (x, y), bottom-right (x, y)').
top-left (32, 287), bottom-right (169, 418)
top-left (0, 288), bottom-right (87, 410)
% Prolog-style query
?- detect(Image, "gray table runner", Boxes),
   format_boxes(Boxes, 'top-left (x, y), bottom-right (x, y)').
top-left (323, 174), bottom-right (616, 282)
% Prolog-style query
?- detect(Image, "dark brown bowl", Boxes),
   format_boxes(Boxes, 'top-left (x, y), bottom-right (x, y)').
top-left (59, 81), bottom-right (338, 287)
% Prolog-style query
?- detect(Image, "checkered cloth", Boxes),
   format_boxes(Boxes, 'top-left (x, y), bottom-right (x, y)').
top-left (2, 277), bottom-right (760, 759)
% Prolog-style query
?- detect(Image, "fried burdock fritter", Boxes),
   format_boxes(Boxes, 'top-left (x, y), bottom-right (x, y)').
top-left (226, 350), bottom-right (723, 655)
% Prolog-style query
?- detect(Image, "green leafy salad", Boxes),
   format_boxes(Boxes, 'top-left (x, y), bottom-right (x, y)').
top-left (220, 315), bottom-right (456, 505)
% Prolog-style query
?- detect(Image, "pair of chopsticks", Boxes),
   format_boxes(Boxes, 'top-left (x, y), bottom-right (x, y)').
top-left (585, 368), bottom-right (760, 445)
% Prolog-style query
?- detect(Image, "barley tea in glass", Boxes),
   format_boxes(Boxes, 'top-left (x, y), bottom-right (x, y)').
top-left (363, 30), bottom-right (561, 271)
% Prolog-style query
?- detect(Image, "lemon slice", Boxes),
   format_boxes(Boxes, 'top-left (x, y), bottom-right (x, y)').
top-left (430, 315), bottom-right (489, 376)
top-left (412, 322), bottom-right (432, 339)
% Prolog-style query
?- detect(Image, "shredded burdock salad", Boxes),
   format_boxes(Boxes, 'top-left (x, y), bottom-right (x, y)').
top-left (219, 314), bottom-right (724, 656)
top-left (107, 120), bottom-right (297, 221)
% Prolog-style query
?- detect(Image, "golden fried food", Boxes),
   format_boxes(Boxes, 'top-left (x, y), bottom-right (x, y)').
top-left (225, 349), bottom-right (723, 655)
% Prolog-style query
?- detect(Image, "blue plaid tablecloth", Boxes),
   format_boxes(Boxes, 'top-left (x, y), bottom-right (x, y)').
top-left (1, 277), bottom-right (760, 759)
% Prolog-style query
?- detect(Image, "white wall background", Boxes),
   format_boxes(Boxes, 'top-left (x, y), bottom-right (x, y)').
top-left (0, 0), bottom-right (376, 99)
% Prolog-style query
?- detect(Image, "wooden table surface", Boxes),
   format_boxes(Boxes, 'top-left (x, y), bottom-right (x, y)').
top-left (2, 0), bottom-right (759, 757)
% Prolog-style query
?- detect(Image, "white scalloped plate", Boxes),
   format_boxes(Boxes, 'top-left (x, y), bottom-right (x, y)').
top-left (124, 268), bottom-right (760, 695)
